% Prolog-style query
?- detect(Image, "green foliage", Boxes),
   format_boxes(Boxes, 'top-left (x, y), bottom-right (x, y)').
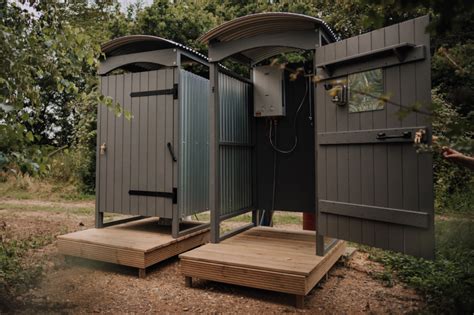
top-left (0, 232), bottom-right (52, 312)
top-left (0, 2), bottom-right (125, 182)
top-left (432, 91), bottom-right (474, 213)
top-left (367, 219), bottom-right (474, 313)
top-left (1, 0), bottom-right (472, 197)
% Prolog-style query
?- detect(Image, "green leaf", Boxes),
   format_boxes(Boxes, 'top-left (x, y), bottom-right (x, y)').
top-left (25, 131), bottom-right (34, 143)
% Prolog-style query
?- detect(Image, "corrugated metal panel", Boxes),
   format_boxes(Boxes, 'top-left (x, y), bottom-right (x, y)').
top-left (179, 70), bottom-right (210, 217)
top-left (219, 73), bottom-right (253, 216)
top-left (199, 12), bottom-right (338, 44)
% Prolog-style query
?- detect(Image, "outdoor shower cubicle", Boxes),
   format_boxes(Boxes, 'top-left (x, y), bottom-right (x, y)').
top-left (180, 12), bottom-right (435, 308)
top-left (58, 36), bottom-right (215, 277)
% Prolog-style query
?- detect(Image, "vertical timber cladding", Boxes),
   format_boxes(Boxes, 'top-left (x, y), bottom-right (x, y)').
top-left (98, 69), bottom-right (176, 218)
top-left (218, 73), bottom-right (253, 216)
top-left (315, 16), bottom-right (434, 258)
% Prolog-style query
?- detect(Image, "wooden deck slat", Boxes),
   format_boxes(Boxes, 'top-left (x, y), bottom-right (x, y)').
top-left (180, 227), bottom-right (346, 297)
top-left (58, 218), bottom-right (206, 252)
top-left (57, 218), bottom-right (209, 271)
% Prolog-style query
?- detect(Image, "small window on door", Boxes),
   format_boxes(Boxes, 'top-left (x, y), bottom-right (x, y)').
top-left (348, 69), bottom-right (384, 113)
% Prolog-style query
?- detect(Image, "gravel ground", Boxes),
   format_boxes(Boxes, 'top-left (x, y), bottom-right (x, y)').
top-left (0, 199), bottom-right (425, 314)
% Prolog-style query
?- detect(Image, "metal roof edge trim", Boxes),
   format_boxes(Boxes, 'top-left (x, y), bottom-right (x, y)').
top-left (199, 12), bottom-right (338, 44)
top-left (101, 35), bottom-right (209, 62)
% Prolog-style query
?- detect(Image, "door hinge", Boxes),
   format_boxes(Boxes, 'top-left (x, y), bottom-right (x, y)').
top-left (173, 83), bottom-right (178, 99)
top-left (130, 84), bottom-right (178, 99)
top-left (129, 188), bottom-right (177, 204)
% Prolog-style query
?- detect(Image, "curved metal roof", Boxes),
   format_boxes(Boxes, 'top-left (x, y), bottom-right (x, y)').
top-left (199, 12), bottom-right (338, 44)
top-left (101, 35), bottom-right (208, 61)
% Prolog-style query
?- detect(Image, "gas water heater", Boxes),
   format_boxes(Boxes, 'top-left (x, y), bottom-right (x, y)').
top-left (253, 65), bottom-right (286, 117)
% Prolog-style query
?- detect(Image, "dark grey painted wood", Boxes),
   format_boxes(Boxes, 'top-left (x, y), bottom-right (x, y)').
top-left (113, 74), bottom-right (124, 213)
top-left (138, 71), bottom-right (149, 213)
top-left (346, 34), bottom-right (363, 243)
top-left (98, 49), bottom-right (178, 75)
top-left (335, 39), bottom-right (350, 241)
top-left (106, 77), bottom-right (116, 213)
top-left (208, 30), bottom-right (320, 62)
top-left (371, 26), bottom-right (390, 251)
top-left (385, 22), bottom-right (405, 253)
top-left (316, 43), bottom-right (425, 79)
top-left (316, 44), bottom-right (327, 235)
top-left (156, 69), bottom-right (166, 216)
top-left (358, 32), bottom-right (376, 247)
top-left (209, 63), bottom-right (221, 243)
top-left (147, 71), bottom-right (158, 216)
top-left (122, 73), bottom-right (132, 215)
top-left (315, 16), bottom-right (434, 259)
top-left (98, 69), bottom-right (176, 218)
top-left (324, 43), bottom-right (339, 239)
top-left (319, 200), bottom-right (429, 229)
top-left (130, 72), bottom-right (140, 215)
top-left (255, 72), bottom-right (315, 212)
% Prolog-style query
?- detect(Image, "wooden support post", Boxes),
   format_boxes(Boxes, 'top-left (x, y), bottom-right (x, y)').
top-left (138, 268), bottom-right (146, 279)
top-left (185, 276), bottom-right (192, 288)
top-left (295, 295), bottom-right (305, 309)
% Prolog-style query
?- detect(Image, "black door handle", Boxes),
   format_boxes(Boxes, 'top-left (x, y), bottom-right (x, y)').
top-left (376, 131), bottom-right (412, 140)
top-left (167, 142), bottom-right (177, 162)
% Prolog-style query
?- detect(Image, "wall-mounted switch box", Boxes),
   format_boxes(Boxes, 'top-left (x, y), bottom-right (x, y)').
top-left (253, 65), bottom-right (285, 117)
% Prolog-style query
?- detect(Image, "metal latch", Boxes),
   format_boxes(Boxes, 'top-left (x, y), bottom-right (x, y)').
top-left (100, 143), bottom-right (107, 155)
top-left (414, 129), bottom-right (426, 144)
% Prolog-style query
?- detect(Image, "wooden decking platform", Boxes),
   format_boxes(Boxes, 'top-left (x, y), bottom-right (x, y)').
top-left (179, 227), bottom-right (345, 308)
top-left (58, 218), bottom-right (209, 277)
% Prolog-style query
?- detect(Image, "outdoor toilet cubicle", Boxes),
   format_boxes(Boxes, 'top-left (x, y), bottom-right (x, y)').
top-left (179, 12), bottom-right (436, 308)
top-left (58, 36), bottom-right (228, 277)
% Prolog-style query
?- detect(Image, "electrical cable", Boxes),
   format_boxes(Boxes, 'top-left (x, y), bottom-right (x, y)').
top-left (269, 77), bottom-right (309, 154)
top-left (266, 75), bottom-right (310, 226)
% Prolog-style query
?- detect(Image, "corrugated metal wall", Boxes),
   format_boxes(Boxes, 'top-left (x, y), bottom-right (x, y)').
top-left (218, 73), bottom-right (253, 216)
top-left (178, 70), bottom-right (210, 217)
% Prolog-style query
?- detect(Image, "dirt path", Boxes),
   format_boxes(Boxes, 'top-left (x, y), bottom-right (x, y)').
top-left (1, 200), bottom-right (425, 314)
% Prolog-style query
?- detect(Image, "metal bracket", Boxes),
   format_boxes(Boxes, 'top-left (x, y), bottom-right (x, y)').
top-left (129, 188), bottom-right (177, 204)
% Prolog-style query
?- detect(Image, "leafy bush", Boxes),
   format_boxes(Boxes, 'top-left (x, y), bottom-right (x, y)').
top-left (432, 91), bottom-right (474, 214)
top-left (367, 219), bottom-right (474, 313)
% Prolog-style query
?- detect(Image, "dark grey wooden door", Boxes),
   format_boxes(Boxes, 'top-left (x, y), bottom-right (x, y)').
top-left (98, 69), bottom-right (176, 218)
top-left (315, 16), bottom-right (434, 259)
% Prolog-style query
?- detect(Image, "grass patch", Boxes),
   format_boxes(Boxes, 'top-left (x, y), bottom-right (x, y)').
top-left (0, 174), bottom-right (94, 202)
top-left (363, 218), bottom-right (474, 313)
top-left (0, 202), bottom-right (94, 216)
top-left (194, 211), bottom-right (301, 225)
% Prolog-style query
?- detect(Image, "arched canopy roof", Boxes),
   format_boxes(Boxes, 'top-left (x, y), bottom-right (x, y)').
top-left (102, 35), bottom-right (207, 60)
top-left (199, 12), bottom-right (338, 64)
top-left (99, 35), bottom-right (208, 74)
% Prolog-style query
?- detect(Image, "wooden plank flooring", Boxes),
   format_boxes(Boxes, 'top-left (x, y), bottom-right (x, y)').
top-left (180, 227), bottom-right (345, 296)
top-left (58, 218), bottom-right (209, 269)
